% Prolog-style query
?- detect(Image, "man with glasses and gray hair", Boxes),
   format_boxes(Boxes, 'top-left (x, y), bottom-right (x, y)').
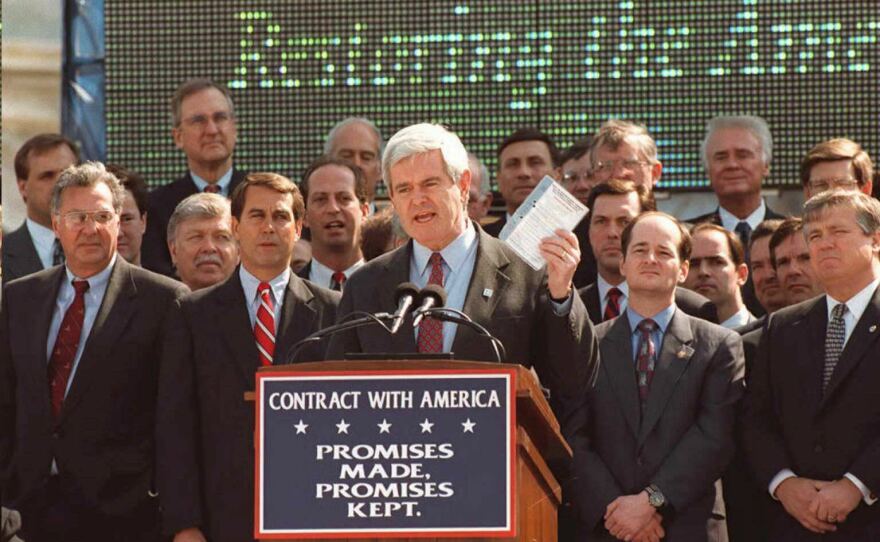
top-left (142, 78), bottom-right (247, 278)
top-left (167, 193), bottom-right (239, 291)
top-left (590, 120), bottom-right (662, 192)
top-left (0, 162), bottom-right (187, 541)
top-left (801, 138), bottom-right (874, 200)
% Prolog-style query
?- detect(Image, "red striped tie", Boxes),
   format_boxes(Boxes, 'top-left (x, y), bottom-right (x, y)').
top-left (254, 282), bottom-right (275, 366)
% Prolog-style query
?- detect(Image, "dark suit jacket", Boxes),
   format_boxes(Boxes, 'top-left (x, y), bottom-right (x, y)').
top-left (1, 224), bottom-right (43, 284)
top-left (156, 271), bottom-right (340, 542)
top-left (0, 259), bottom-right (187, 520)
top-left (481, 214), bottom-right (506, 238)
top-left (743, 290), bottom-right (880, 540)
top-left (141, 169), bottom-right (246, 277)
top-left (579, 283), bottom-right (718, 325)
top-left (326, 226), bottom-right (599, 446)
top-left (295, 260), bottom-right (312, 281)
top-left (686, 204), bottom-right (786, 318)
top-left (572, 309), bottom-right (744, 541)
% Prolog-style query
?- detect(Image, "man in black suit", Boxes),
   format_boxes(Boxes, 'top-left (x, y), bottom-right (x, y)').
top-left (327, 122), bottom-right (598, 447)
top-left (686, 115), bottom-right (785, 317)
top-left (296, 156), bottom-right (369, 290)
top-left (578, 179), bottom-right (718, 324)
top-left (141, 78), bottom-right (246, 277)
top-left (483, 127), bottom-right (560, 238)
top-left (559, 137), bottom-right (599, 288)
top-left (157, 173), bottom-right (339, 542)
top-left (743, 219), bottom-right (787, 319)
top-left (572, 211), bottom-right (745, 541)
top-left (743, 190), bottom-right (880, 540)
top-left (0, 162), bottom-right (187, 542)
top-left (3, 134), bottom-right (80, 283)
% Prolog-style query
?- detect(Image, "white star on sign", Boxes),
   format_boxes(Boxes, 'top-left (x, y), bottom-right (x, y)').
top-left (336, 419), bottom-right (350, 434)
top-left (462, 418), bottom-right (476, 433)
top-left (294, 420), bottom-right (308, 434)
top-left (419, 418), bottom-right (434, 433)
top-left (377, 419), bottom-right (392, 434)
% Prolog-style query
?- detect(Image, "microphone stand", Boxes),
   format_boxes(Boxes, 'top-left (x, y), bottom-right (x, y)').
top-left (284, 310), bottom-right (395, 364)
top-left (418, 307), bottom-right (507, 363)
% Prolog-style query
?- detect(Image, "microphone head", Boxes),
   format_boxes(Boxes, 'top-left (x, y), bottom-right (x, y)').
top-left (420, 283), bottom-right (447, 307)
top-left (395, 282), bottom-right (420, 304)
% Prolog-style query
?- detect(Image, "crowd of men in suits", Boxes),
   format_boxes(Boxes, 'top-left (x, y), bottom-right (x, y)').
top-left (1, 77), bottom-right (879, 542)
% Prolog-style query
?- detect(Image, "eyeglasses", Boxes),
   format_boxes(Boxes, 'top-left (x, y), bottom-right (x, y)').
top-left (808, 178), bottom-right (859, 192)
top-left (594, 158), bottom-right (651, 175)
top-left (59, 210), bottom-right (117, 228)
top-left (562, 170), bottom-right (594, 184)
top-left (181, 112), bottom-right (233, 129)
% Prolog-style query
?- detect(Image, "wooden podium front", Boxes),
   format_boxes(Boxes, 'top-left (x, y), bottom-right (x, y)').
top-left (254, 360), bottom-right (572, 542)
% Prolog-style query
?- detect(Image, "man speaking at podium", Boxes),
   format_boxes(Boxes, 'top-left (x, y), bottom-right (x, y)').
top-left (327, 123), bottom-right (599, 445)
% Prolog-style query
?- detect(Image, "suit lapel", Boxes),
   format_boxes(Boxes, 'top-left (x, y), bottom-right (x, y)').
top-left (796, 298), bottom-right (828, 413)
top-left (275, 275), bottom-right (317, 365)
top-left (24, 268), bottom-right (65, 412)
top-left (581, 284), bottom-right (602, 324)
top-left (452, 231), bottom-right (510, 359)
top-left (603, 314), bottom-right (641, 439)
top-left (637, 310), bottom-right (695, 447)
top-left (60, 260), bottom-right (138, 422)
top-left (215, 271), bottom-right (262, 388)
top-left (820, 288), bottom-right (880, 410)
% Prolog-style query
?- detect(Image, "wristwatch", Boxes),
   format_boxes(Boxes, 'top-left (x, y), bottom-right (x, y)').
top-left (645, 484), bottom-right (667, 510)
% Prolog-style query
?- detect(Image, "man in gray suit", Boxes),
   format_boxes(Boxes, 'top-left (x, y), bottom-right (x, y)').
top-left (0, 162), bottom-right (187, 541)
top-left (327, 122), bottom-right (598, 446)
top-left (3, 134), bottom-right (80, 283)
top-left (572, 212), bottom-right (745, 541)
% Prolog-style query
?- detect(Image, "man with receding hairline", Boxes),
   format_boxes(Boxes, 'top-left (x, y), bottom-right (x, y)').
top-left (325, 117), bottom-right (384, 211)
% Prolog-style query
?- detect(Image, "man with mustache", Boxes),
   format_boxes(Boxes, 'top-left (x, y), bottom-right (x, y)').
top-left (686, 223), bottom-right (755, 329)
top-left (296, 156), bottom-right (369, 291)
top-left (141, 78), bottom-right (246, 278)
top-left (769, 217), bottom-right (824, 306)
top-left (166, 193), bottom-right (239, 290)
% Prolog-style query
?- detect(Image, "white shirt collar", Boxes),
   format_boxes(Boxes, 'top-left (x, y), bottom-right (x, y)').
top-left (720, 306), bottom-right (754, 329)
top-left (826, 277), bottom-right (880, 326)
top-left (309, 257), bottom-right (365, 288)
top-left (412, 220), bottom-right (477, 278)
top-left (26, 218), bottom-right (58, 269)
top-left (718, 199), bottom-right (767, 232)
top-left (239, 265), bottom-right (290, 306)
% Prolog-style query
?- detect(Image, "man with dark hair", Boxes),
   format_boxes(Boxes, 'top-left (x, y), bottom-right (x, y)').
top-left (4, 133), bottom-right (80, 282)
top-left (745, 219), bottom-right (787, 318)
top-left (157, 172), bottom-right (339, 542)
top-left (296, 157), bottom-right (369, 290)
top-left (483, 127), bottom-right (560, 237)
top-left (579, 179), bottom-right (717, 325)
top-left (801, 138), bottom-right (874, 199)
top-left (590, 120), bottom-right (662, 191)
top-left (572, 211), bottom-right (744, 541)
top-left (141, 78), bottom-right (246, 277)
top-left (106, 164), bottom-right (148, 266)
top-left (0, 162), bottom-right (187, 541)
top-left (560, 136), bottom-right (598, 287)
top-left (769, 217), bottom-right (824, 306)
top-left (744, 190), bottom-right (880, 540)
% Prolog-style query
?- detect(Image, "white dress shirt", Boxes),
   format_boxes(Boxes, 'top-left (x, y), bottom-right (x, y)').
top-left (309, 258), bottom-right (364, 290)
top-left (720, 306), bottom-right (755, 329)
top-left (27, 218), bottom-right (58, 269)
top-left (239, 266), bottom-right (289, 329)
top-left (718, 199), bottom-right (767, 233)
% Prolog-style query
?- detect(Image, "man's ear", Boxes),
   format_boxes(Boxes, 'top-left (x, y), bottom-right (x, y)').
top-left (678, 259), bottom-right (690, 284)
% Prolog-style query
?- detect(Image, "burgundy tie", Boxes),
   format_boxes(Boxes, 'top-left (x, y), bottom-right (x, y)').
top-left (417, 253), bottom-right (444, 353)
top-left (48, 280), bottom-right (90, 419)
top-left (203, 184), bottom-right (220, 194)
top-left (604, 287), bottom-right (622, 321)
top-left (636, 319), bottom-right (658, 405)
top-left (254, 282), bottom-right (276, 366)
top-left (330, 272), bottom-right (346, 291)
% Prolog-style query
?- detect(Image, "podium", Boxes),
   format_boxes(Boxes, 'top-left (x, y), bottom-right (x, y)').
top-left (253, 360), bottom-right (572, 542)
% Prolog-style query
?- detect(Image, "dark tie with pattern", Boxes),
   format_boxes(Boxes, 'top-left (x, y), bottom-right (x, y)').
top-left (604, 287), bottom-right (623, 321)
top-left (735, 221), bottom-right (752, 261)
top-left (636, 319), bottom-right (658, 406)
top-left (823, 303), bottom-right (847, 392)
top-left (417, 253), bottom-right (444, 353)
top-left (47, 280), bottom-right (90, 419)
top-left (330, 272), bottom-right (346, 291)
top-left (254, 282), bottom-right (276, 366)
top-left (52, 238), bottom-right (65, 266)
top-left (203, 184), bottom-right (221, 194)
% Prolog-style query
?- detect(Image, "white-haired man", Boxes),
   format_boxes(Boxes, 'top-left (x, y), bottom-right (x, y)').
top-left (325, 117), bottom-right (384, 211)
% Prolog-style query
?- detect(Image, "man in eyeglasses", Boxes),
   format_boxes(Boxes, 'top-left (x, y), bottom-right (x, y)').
top-left (0, 162), bottom-right (188, 541)
top-left (590, 120), bottom-right (663, 192)
top-left (141, 78), bottom-right (247, 278)
top-left (801, 138), bottom-right (874, 200)
top-left (560, 136), bottom-right (600, 288)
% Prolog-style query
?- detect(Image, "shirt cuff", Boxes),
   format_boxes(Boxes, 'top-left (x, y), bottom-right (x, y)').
top-left (550, 291), bottom-right (573, 316)
top-left (769, 469), bottom-right (797, 500)
top-left (844, 473), bottom-right (878, 505)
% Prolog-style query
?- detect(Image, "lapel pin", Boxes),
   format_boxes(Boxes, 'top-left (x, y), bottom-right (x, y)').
top-left (677, 349), bottom-right (688, 359)
top-left (483, 288), bottom-right (493, 299)
top-left (870, 325), bottom-right (878, 333)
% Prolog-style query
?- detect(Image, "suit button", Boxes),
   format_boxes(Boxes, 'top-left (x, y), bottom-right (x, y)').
top-left (814, 444), bottom-right (824, 453)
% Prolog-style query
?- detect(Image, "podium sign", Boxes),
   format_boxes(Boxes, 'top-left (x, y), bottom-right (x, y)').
top-left (255, 368), bottom-right (517, 539)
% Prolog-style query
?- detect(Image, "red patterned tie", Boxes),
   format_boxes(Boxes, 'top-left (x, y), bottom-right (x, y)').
top-left (636, 319), bottom-right (658, 404)
top-left (47, 280), bottom-right (90, 419)
top-left (330, 272), bottom-right (346, 291)
top-left (417, 253), bottom-right (444, 353)
top-left (203, 184), bottom-right (220, 194)
top-left (254, 282), bottom-right (276, 366)
top-left (604, 287), bottom-right (622, 321)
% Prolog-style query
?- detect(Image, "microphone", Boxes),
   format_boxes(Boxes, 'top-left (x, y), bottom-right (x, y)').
top-left (412, 284), bottom-right (447, 327)
top-left (389, 282), bottom-right (420, 334)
